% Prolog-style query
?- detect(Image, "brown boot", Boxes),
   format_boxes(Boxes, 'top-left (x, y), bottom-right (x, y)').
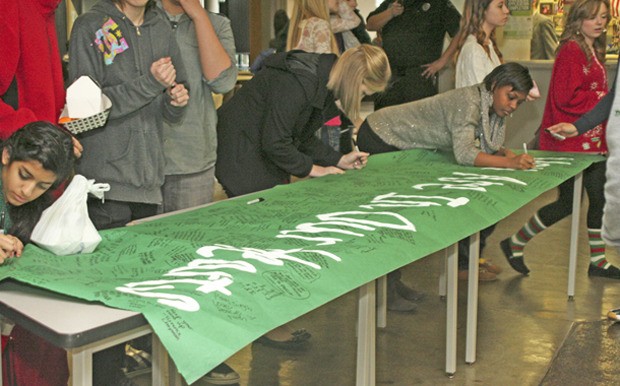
top-left (458, 267), bottom-right (497, 282)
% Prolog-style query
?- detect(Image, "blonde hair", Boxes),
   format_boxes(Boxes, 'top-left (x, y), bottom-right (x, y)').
top-left (286, 0), bottom-right (339, 54)
top-left (559, 0), bottom-right (609, 63)
top-left (456, 0), bottom-right (504, 62)
top-left (327, 44), bottom-right (391, 122)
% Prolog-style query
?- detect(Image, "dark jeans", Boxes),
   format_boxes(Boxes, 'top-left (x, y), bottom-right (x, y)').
top-left (87, 198), bottom-right (159, 230)
top-left (356, 119), bottom-right (399, 154)
top-left (457, 224), bottom-right (497, 270)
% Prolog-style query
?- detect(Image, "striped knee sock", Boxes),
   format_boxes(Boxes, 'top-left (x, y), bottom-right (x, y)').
top-left (509, 213), bottom-right (546, 259)
top-left (589, 228), bottom-right (610, 269)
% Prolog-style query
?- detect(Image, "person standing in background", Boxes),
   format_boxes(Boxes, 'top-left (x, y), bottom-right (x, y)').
top-left (330, 0), bottom-right (362, 53)
top-left (69, 1), bottom-right (189, 384)
top-left (287, 0), bottom-right (340, 54)
top-left (0, 0), bottom-right (65, 139)
top-left (455, 0), bottom-right (510, 88)
top-left (602, 59), bottom-right (620, 319)
top-left (157, 2), bottom-right (237, 381)
top-left (68, 0), bottom-right (189, 231)
top-left (367, 0), bottom-right (461, 110)
top-left (346, 0), bottom-right (372, 44)
top-left (270, 9), bottom-right (290, 53)
top-left (158, 0), bottom-right (237, 214)
top-left (531, 0), bottom-right (560, 59)
top-left (502, 0), bottom-right (618, 279)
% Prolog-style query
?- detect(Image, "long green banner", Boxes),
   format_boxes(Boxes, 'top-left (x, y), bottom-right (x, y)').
top-left (0, 149), bottom-right (602, 383)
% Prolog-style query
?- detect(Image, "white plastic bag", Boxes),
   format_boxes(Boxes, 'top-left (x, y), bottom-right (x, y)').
top-left (31, 175), bottom-right (110, 255)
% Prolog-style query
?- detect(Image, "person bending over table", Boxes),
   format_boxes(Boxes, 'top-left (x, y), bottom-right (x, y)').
top-left (216, 44), bottom-right (391, 198)
top-left (0, 121), bottom-right (76, 386)
top-left (453, 0), bottom-right (512, 282)
top-left (215, 44), bottom-right (390, 348)
top-left (357, 62), bottom-right (535, 311)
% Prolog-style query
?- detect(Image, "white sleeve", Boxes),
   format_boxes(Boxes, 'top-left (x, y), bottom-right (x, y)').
top-left (455, 39), bottom-right (498, 88)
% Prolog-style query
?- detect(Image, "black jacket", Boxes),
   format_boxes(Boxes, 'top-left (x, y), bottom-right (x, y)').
top-left (216, 51), bottom-right (342, 197)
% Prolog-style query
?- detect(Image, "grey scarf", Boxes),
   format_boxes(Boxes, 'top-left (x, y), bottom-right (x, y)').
top-left (478, 90), bottom-right (506, 154)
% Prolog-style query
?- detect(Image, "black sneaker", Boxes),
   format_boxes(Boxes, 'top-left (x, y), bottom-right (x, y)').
top-left (588, 264), bottom-right (620, 279)
top-left (500, 238), bottom-right (530, 275)
top-left (395, 280), bottom-right (426, 301)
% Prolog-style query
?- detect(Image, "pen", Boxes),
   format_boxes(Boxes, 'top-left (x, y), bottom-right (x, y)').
top-left (352, 136), bottom-right (360, 153)
top-left (247, 198), bottom-right (265, 205)
top-left (351, 136), bottom-right (364, 168)
top-left (522, 143), bottom-right (528, 154)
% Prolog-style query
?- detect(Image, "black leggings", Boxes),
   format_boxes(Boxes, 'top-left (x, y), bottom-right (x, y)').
top-left (538, 160), bottom-right (606, 229)
top-left (356, 119), bottom-right (399, 154)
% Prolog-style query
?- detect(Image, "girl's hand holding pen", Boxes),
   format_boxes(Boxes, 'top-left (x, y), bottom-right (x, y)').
top-left (338, 151), bottom-right (369, 170)
top-left (0, 234), bottom-right (24, 264)
top-left (510, 154), bottom-right (535, 170)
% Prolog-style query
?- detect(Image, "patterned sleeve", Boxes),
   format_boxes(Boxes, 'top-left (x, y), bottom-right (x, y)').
top-left (295, 18), bottom-right (333, 54)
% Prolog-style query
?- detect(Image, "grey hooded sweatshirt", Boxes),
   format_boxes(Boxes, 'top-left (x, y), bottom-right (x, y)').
top-left (68, 0), bottom-right (187, 204)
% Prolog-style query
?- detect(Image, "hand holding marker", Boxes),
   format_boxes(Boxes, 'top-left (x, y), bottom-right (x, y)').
top-left (546, 128), bottom-right (566, 141)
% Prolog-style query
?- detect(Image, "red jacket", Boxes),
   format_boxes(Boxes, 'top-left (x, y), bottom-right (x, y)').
top-left (0, 0), bottom-right (66, 139)
top-left (538, 40), bottom-right (608, 153)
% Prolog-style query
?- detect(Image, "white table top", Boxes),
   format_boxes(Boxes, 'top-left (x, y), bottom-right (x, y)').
top-left (0, 280), bottom-right (147, 348)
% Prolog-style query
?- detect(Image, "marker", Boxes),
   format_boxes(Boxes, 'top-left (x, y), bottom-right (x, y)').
top-left (547, 129), bottom-right (566, 141)
top-left (247, 198), bottom-right (265, 205)
top-left (352, 136), bottom-right (360, 153)
top-left (350, 136), bottom-right (366, 168)
top-left (522, 143), bottom-right (528, 154)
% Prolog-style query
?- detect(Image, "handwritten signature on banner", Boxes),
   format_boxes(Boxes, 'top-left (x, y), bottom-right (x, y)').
top-left (116, 159), bottom-right (573, 312)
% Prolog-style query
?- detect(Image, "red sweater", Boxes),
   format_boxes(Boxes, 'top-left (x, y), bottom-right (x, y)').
top-left (538, 40), bottom-right (608, 153)
top-left (0, 0), bottom-right (66, 139)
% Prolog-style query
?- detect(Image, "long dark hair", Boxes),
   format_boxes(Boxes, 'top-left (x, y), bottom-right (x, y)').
top-left (3, 122), bottom-right (76, 243)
